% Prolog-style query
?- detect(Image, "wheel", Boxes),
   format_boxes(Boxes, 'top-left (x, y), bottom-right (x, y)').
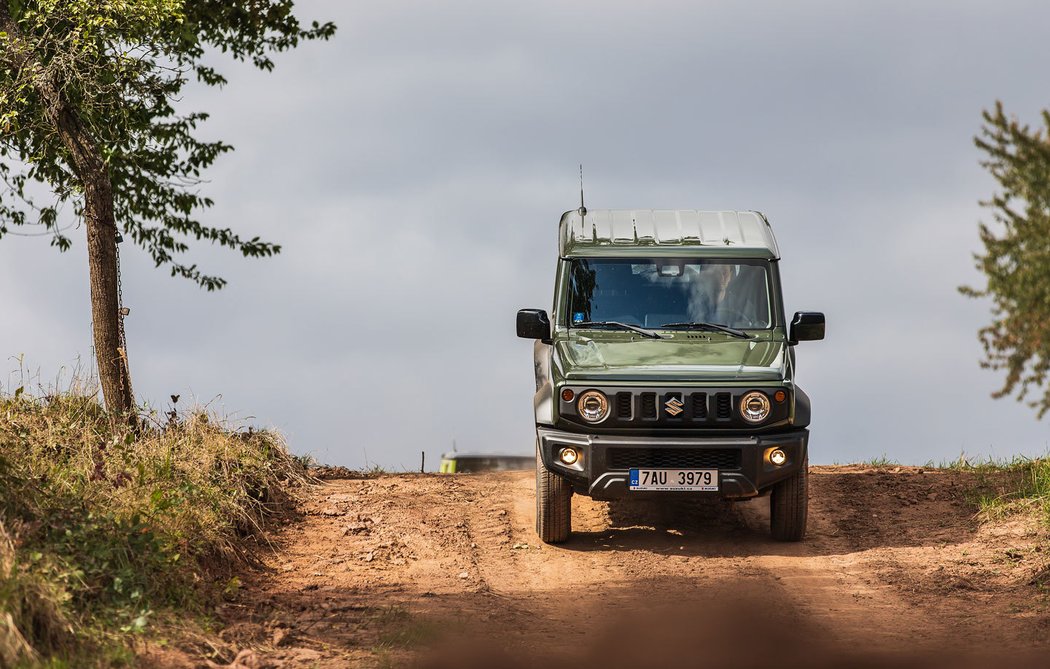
top-left (770, 455), bottom-right (808, 541)
top-left (535, 443), bottom-right (572, 544)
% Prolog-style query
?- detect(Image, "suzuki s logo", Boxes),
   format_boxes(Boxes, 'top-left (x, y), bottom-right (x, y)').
top-left (664, 396), bottom-right (684, 417)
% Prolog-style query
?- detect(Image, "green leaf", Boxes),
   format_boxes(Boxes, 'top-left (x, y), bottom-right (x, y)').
top-left (0, 0), bottom-right (334, 289)
top-left (131, 613), bottom-right (150, 633)
top-left (964, 101), bottom-right (1050, 417)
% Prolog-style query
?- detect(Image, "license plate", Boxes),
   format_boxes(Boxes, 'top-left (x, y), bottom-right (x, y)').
top-left (629, 468), bottom-right (718, 491)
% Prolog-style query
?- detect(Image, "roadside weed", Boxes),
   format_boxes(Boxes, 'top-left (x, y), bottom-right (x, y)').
top-left (941, 455), bottom-right (1050, 525)
top-left (861, 455), bottom-right (899, 468)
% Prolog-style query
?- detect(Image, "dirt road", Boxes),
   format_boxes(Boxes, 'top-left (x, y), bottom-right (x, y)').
top-left (200, 467), bottom-right (1048, 668)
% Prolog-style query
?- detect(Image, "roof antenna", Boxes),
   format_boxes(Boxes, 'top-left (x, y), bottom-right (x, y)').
top-left (578, 164), bottom-right (587, 217)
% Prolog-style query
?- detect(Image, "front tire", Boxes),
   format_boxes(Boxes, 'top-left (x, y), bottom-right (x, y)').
top-left (770, 455), bottom-right (808, 541)
top-left (535, 444), bottom-right (572, 544)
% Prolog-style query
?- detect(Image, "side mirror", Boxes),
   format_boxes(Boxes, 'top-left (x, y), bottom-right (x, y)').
top-left (516, 309), bottom-right (551, 342)
top-left (789, 311), bottom-right (825, 344)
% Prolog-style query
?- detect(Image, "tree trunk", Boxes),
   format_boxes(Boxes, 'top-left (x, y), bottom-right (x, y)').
top-left (81, 167), bottom-right (135, 418)
top-left (55, 109), bottom-right (135, 418)
top-left (0, 7), bottom-right (134, 418)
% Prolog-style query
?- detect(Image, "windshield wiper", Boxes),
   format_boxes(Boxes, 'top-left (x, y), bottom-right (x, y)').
top-left (659, 321), bottom-right (753, 339)
top-left (573, 321), bottom-right (666, 339)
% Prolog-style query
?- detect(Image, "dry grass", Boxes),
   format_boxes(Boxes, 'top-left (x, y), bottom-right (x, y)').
top-left (0, 390), bottom-right (310, 667)
top-left (973, 458), bottom-right (1050, 525)
top-left (937, 454), bottom-right (1050, 526)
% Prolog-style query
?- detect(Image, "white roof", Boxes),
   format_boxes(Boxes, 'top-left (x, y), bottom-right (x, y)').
top-left (558, 209), bottom-right (780, 259)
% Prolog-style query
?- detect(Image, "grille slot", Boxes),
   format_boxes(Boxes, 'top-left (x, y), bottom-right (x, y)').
top-left (640, 393), bottom-right (657, 419)
top-left (691, 392), bottom-right (708, 420)
top-left (615, 392), bottom-right (633, 419)
top-left (716, 392), bottom-right (732, 419)
top-left (608, 448), bottom-right (741, 470)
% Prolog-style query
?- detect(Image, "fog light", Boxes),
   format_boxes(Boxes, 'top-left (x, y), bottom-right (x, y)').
top-left (769, 448), bottom-right (787, 466)
top-left (559, 447), bottom-right (579, 465)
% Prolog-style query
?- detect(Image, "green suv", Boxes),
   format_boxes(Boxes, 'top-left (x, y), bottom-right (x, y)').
top-left (516, 209), bottom-right (825, 544)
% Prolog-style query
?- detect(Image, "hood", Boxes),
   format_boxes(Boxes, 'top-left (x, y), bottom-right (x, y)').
top-left (555, 333), bottom-right (788, 382)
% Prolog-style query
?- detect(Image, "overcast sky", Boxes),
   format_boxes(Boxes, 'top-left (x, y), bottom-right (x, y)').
top-left (3, 0), bottom-right (1050, 469)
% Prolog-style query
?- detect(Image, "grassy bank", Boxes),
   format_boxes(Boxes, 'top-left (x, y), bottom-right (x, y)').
top-left (961, 457), bottom-right (1050, 526)
top-left (856, 454), bottom-right (1050, 526)
top-left (0, 390), bottom-right (308, 667)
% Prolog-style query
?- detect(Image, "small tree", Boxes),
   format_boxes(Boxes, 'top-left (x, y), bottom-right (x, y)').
top-left (962, 101), bottom-right (1050, 416)
top-left (0, 1), bottom-right (334, 417)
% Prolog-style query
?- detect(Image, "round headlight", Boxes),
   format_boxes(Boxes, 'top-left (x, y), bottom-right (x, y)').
top-left (739, 391), bottom-right (771, 423)
top-left (576, 390), bottom-right (610, 423)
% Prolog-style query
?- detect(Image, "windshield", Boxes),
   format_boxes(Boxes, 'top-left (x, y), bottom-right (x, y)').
top-left (566, 258), bottom-right (774, 330)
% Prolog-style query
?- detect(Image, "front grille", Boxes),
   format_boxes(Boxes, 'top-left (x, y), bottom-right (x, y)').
top-left (691, 392), bottom-right (708, 419)
top-left (560, 386), bottom-right (786, 429)
top-left (716, 392), bottom-right (732, 419)
top-left (640, 393), bottom-right (657, 419)
top-left (615, 392), bottom-right (633, 419)
top-left (607, 447), bottom-right (741, 470)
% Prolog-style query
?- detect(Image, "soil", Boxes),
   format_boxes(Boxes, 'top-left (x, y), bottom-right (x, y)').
top-left (151, 466), bottom-right (1050, 668)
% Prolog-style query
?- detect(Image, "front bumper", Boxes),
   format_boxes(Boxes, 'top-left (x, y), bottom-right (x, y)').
top-left (536, 426), bottom-right (808, 500)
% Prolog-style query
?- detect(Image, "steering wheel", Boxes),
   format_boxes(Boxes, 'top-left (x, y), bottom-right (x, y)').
top-left (714, 308), bottom-right (756, 329)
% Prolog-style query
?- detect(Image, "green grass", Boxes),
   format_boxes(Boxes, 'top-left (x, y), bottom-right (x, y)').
top-left (0, 389), bottom-right (309, 667)
top-left (927, 454), bottom-right (1050, 525)
top-left (924, 453), bottom-right (1035, 471)
top-left (860, 454), bottom-right (900, 468)
top-left (974, 459), bottom-right (1050, 524)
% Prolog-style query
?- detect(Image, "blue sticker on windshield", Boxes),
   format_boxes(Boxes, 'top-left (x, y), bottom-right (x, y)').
top-left (573, 312), bottom-right (585, 323)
